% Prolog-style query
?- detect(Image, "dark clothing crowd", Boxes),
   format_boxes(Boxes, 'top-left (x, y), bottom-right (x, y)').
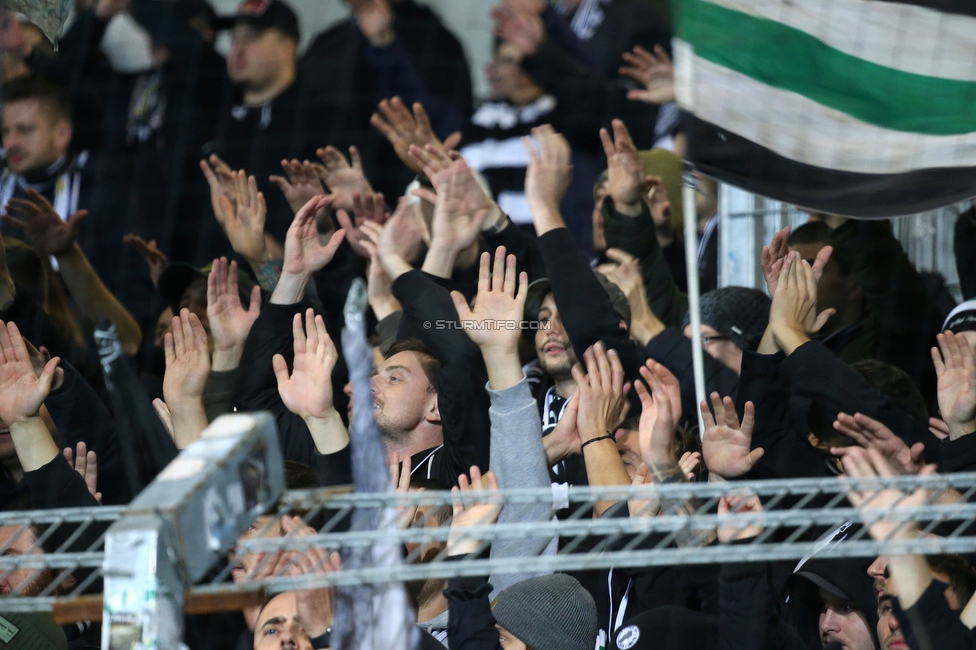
top-left (0, 1), bottom-right (975, 650)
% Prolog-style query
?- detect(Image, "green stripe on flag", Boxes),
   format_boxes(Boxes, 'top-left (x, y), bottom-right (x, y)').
top-left (678, 0), bottom-right (976, 136)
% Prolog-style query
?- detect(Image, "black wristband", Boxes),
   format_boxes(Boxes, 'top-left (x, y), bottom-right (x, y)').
top-left (310, 627), bottom-right (331, 649)
top-left (581, 434), bottom-right (614, 451)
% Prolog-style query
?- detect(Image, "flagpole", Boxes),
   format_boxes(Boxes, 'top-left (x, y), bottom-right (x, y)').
top-left (682, 173), bottom-right (707, 437)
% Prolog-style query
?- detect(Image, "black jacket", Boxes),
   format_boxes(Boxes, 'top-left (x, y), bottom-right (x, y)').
top-left (45, 361), bottom-right (130, 505)
top-left (896, 579), bottom-right (976, 650)
top-left (718, 559), bottom-right (807, 650)
top-left (446, 574), bottom-right (501, 650)
top-left (233, 300), bottom-right (352, 487)
top-left (301, 0), bottom-right (472, 201)
top-left (737, 342), bottom-right (938, 481)
top-left (391, 270), bottom-right (491, 485)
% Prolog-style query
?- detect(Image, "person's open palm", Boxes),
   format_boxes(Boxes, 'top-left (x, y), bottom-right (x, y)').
top-left (270, 159), bottom-right (327, 216)
top-left (163, 309), bottom-right (211, 403)
top-left (831, 412), bottom-right (926, 475)
top-left (701, 393), bottom-right (764, 480)
top-left (315, 145), bottom-right (374, 211)
top-left (523, 125), bottom-right (572, 214)
top-left (5, 188), bottom-right (85, 256)
top-left (452, 247), bottom-right (528, 352)
top-left (282, 196), bottom-right (346, 277)
top-left (371, 97), bottom-right (462, 175)
top-left (207, 257), bottom-right (261, 354)
top-left (0, 321), bottom-right (59, 424)
top-left (448, 466), bottom-right (503, 555)
top-left (273, 309), bottom-right (337, 420)
top-left (932, 331), bottom-right (976, 438)
top-left (600, 119), bottom-right (643, 209)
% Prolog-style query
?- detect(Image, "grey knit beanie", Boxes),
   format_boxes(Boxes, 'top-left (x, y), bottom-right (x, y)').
top-left (682, 287), bottom-right (771, 351)
top-left (491, 574), bottom-right (598, 650)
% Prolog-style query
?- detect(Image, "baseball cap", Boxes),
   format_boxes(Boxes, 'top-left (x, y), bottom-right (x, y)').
top-left (233, 0), bottom-right (299, 40)
top-left (525, 274), bottom-right (632, 331)
top-left (943, 299), bottom-right (976, 334)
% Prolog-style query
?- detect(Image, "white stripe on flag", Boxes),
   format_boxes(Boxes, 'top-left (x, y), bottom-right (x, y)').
top-left (675, 41), bottom-right (976, 175)
top-left (702, 0), bottom-right (976, 81)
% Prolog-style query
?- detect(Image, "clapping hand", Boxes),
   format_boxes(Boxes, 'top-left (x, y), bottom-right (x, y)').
top-left (634, 360), bottom-right (680, 474)
top-left (209, 169), bottom-right (269, 263)
top-left (761, 227), bottom-right (833, 296)
top-left (359, 197), bottom-right (425, 281)
top-left (768, 252), bottom-right (835, 353)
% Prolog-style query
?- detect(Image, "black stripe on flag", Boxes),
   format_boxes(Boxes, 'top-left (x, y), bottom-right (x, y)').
top-left (876, 0), bottom-right (976, 19)
top-left (684, 114), bottom-right (976, 218)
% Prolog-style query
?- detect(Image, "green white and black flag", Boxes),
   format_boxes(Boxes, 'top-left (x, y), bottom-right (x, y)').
top-left (674, 0), bottom-right (976, 217)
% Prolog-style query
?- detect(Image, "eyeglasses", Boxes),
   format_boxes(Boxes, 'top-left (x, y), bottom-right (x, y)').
top-left (701, 335), bottom-right (730, 347)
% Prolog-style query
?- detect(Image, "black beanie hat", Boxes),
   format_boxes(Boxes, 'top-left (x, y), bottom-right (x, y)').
top-left (683, 286), bottom-right (771, 351)
top-left (492, 574), bottom-right (598, 650)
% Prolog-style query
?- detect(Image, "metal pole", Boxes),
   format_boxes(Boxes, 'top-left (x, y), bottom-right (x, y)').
top-left (682, 175), bottom-right (707, 435)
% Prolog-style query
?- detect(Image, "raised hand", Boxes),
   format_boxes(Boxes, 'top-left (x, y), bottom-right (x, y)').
top-left (448, 465), bottom-right (503, 556)
top-left (600, 119), bottom-right (643, 216)
top-left (64, 442), bottom-right (101, 504)
top-left (207, 257), bottom-right (261, 371)
top-left (0, 321), bottom-right (59, 424)
top-left (619, 45), bottom-right (675, 105)
top-left (273, 309), bottom-right (337, 421)
top-left (452, 247), bottom-right (528, 352)
top-left (163, 309), bottom-right (210, 404)
top-left (123, 234), bottom-right (169, 287)
top-left (162, 309), bottom-right (211, 447)
top-left (768, 252), bottom-right (835, 354)
top-left (269, 159), bottom-right (327, 216)
top-left (281, 196), bottom-right (346, 278)
top-left (544, 393), bottom-right (581, 465)
top-left (416, 159), bottom-right (491, 261)
top-left (371, 97), bottom-right (462, 175)
top-left (315, 145), bottom-right (374, 211)
top-left (830, 412), bottom-right (926, 475)
top-left (359, 198), bottom-right (425, 281)
top-left (201, 153), bottom-right (240, 218)
top-left (212, 169), bottom-right (269, 262)
top-left (842, 446), bottom-right (938, 541)
top-left (389, 452), bottom-right (418, 529)
top-left (573, 343), bottom-right (629, 448)
top-left (523, 125), bottom-right (572, 231)
top-left (717, 491), bottom-right (764, 543)
top-left (761, 226), bottom-right (833, 296)
top-left (604, 248), bottom-right (664, 345)
top-left (4, 188), bottom-right (86, 256)
top-left (701, 393), bottom-right (764, 480)
top-left (634, 360), bottom-right (680, 474)
top-left (336, 191), bottom-right (389, 258)
top-left (931, 331), bottom-right (976, 440)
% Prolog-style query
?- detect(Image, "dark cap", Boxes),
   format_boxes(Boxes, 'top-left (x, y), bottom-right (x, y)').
top-left (158, 263), bottom-right (207, 316)
top-left (157, 262), bottom-right (257, 315)
top-left (682, 286), bottom-right (771, 351)
top-left (525, 274), bottom-right (632, 331)
top-left (944, 299), bottom-right (976, 334)
top-left (233, 0), bottom-right (299, 40)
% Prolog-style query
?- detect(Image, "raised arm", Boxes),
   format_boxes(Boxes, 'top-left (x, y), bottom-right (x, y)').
top-left (5, 189), bottom-right (142, 355)
top-left (162, 309), bottom-right (211, 448)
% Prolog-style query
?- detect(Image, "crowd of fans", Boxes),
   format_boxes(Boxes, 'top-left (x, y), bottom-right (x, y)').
top-left (0, 0), bottom-right (975, 649)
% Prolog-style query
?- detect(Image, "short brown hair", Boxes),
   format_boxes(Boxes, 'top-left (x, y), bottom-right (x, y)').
top-left (2, 74), bottom-right (72, 123)
top-left (385, 339), bottom-right (440, 394)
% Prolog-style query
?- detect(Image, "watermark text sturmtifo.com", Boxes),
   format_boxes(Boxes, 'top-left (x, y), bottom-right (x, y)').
top-left (423, 320), bottom-right (551, 331)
